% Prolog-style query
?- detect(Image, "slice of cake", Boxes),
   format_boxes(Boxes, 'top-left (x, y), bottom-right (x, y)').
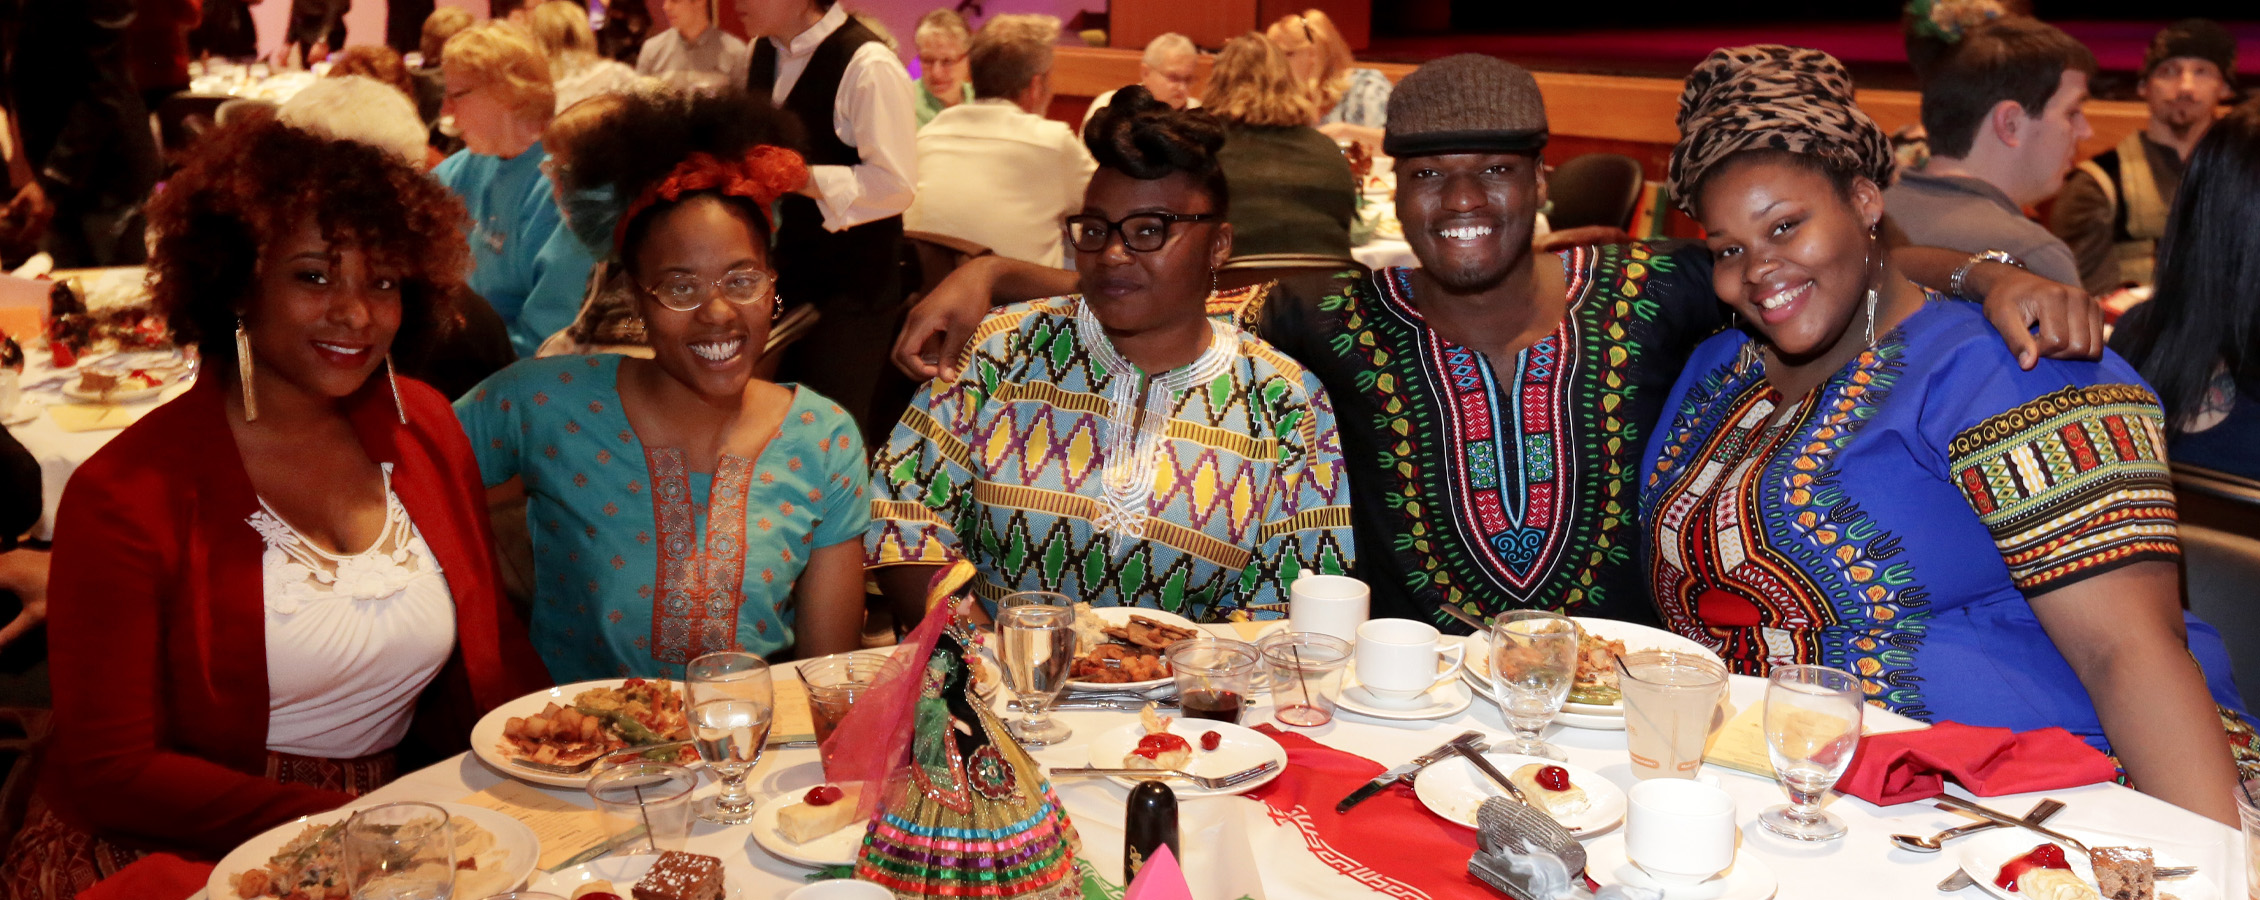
top-left (1506, 763), bottom-right (1591, 818)
top-left (631, 850), bottom-right (724, 900)
top-left (2091, 847), bottom-right (2154, 900)
top-left (1122, 703), bottom-right (1191, 770)
top-left (2018, 869), bottom-right (2102, 900)
top-left (777, 784), bottom-right (864, 844)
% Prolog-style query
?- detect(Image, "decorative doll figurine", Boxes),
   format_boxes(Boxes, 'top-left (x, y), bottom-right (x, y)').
top-left (832, 561), bottom-right (1085, 899)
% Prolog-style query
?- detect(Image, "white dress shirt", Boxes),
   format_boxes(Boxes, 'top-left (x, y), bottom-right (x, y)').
top-left (736, 5), bottom-right (917, 232)
top-left (905, 99), bottom-right (1096, 265)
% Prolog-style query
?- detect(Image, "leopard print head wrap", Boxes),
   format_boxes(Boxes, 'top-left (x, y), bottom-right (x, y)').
top-left (1668, 44), bottom-right (1896, 215)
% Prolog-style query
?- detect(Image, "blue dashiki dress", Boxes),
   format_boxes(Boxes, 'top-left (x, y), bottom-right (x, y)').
top-left (865, 295), bottom-right (1354, 621)
top-left (456, 355), bottom-right (870, 681)
top-left (1641, 297), bottom-right (2259, 773)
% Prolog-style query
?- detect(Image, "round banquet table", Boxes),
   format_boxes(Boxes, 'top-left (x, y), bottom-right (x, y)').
top-left (221, 647), bottom-right (2249, 900)
top-left (7, 343), bottom-right (195, 542)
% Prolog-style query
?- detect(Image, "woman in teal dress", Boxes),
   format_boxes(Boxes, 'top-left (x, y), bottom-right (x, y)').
top-left (457, 91), bottom-right (871, 681)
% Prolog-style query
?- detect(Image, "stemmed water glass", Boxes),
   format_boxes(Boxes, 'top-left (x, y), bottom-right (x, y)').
top-left (1760, 664), bottom-right (1864, 841)
top-left (997, 591), bottom-right (1077, 747)
top-left (344, 801), bottom-right (455, 900)
top-left (685, 651), bottom-right (775, 825)
top-left (1488, 610), bottom-right (1579, 761)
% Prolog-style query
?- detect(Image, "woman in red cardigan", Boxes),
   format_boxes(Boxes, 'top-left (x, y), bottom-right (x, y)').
top-left (1, 118), bottom-right (554, 900)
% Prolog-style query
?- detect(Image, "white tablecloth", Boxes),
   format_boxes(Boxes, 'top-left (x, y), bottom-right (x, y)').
top-left (6, 344), bottom-right (194, 541)
top-left (326, 656), bottom-right (2248, 899)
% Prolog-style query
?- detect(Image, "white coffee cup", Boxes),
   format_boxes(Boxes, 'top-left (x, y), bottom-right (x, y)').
top-left (1289, 574), bottom-right (1369, 642)
top-left (1626, 777), bottom-right (1737, 885)
top-left (1352, 618), bottom-right (1465, 707)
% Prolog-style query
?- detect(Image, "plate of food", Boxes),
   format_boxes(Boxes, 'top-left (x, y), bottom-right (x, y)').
top-left (1064, 604), bottom-right (1203, 690)
top-left (1413, 752), bottom-right (1625, 837)
top-left (531, 851), bottom-right (749, 900)
top-left (749, 783), bottom-right (870, 867)
top-left (208, 802), bottom-right (537, 900)
top-left (1956, 827), bottom-right (2217, 900)
top-left (61, 367), bottom-right (170, 404)
top-left (471, 678), bottom-right (700, 787)
top-left (1464, 618), bottom-right (1722, 717)
top-left (1083, 705), bottom-right (1287, 797)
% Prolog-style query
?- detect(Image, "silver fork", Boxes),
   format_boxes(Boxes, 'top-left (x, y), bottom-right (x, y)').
top-left (1049, 760), bottom-right (1279, 790)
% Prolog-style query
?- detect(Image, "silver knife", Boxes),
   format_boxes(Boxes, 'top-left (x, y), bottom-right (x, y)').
top-left (1336, 730), bottom-right (1485, 814)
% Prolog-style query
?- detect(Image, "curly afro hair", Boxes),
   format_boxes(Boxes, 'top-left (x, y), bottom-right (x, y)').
top-left (553, 88), bottom-right (806, 272)
top-left (1082, 85), bottom-right (1230, 215)
top-left (144, 118), bottom-right (470, 365)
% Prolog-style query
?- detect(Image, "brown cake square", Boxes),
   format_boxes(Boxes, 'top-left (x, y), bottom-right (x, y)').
top-left (2091, 846), bottom-right (2154, 900)
top-left (631, 850), bottom-right (725, 900)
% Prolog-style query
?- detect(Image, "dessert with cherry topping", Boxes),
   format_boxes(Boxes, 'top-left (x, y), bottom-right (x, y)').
top-left (776, 783), bottom-right (864, 844)
top-left (1124, 703), bottom-right (1192, 770)
top-left (1506, 763), bottom-right (1589, 818)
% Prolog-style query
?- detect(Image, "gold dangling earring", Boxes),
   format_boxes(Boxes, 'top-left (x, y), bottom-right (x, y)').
top-left (386, 354), bottom-right (407, 424)
top-left (235, 318), bottom-right (258, 422)
top-left (1864, 222), bottom-right (1883, 349)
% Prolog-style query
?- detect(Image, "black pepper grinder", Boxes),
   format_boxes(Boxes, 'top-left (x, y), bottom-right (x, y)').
top-left (1124, 779), bottom-right (1180, 883)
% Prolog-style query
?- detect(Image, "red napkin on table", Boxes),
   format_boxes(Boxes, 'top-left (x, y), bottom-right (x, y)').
top-left (1838, 721), bottom-right (2118, 806)
top-left (1243, 725), bottom-right (1489, 897)
top-left (74, 853), bottom-right (212, 900)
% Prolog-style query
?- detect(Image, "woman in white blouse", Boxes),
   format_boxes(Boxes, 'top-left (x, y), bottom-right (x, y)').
top-left (1, 117), bottom-right (550, 899)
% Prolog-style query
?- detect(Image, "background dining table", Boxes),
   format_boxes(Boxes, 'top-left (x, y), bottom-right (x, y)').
top-left (183, 628), bottom-right (2252, 900)
top-left (7, 341), bottom-right (195, 542)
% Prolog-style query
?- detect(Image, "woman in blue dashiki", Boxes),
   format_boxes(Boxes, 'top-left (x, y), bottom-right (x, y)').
top-left (1643, 45), bottom-right (2254, 824)
top-left (866, 88), bottom-right (1354, 623)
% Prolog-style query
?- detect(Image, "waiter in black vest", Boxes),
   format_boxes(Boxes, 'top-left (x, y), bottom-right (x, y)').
top-left (737, 0), bottom-right (918, 442)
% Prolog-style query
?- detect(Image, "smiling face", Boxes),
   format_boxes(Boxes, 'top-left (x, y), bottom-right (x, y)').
top-left (630, 196), bottom-right (776, 400)
top-left (2141, 57), bottom-right (2232, 137)
top-left (1073, 168), bottom-right (1229, 337)
top-left (244, 215), bottom-right (404, 402)
top-left (1697, 154), bottom-right (1885, 363)
top-left (1396, 152), bottom-right (1542, 295)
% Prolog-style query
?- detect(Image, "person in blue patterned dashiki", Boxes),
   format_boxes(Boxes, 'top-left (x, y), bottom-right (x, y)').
top-left (1644, 45), bottom-right (2255, 825)
top-left (866, 88), bottom-right (1353, 624)
top-left (457, 91), bottom-right (871, 681)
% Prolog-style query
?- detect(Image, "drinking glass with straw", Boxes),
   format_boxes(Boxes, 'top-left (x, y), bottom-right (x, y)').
top-left (585, 761), bottom-right (698, 854)
top-left (1258, 631), bottom-right (1352, 727)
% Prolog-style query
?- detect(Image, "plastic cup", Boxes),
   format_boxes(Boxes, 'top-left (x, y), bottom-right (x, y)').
top-left (1166, 638), bottom-right (1260, 725)
top-left (1257, 631), bottom-right (1351, 727)
top-left (585, 761), bottom-right (697, 855)
top-left (1620, 650), bottom-right (1728, 780)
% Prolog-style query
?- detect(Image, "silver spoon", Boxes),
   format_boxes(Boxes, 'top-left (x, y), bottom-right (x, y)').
top-left (1894, 797), bottom-right (2064, 852)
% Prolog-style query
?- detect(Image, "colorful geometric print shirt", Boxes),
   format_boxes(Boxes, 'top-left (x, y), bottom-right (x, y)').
top-left (1244, 242), bottom-right (1725, 630)
top-left (866, 296), bottom-right (1354, 621)
top-left (1641, 297), bottom-right (2254, 757)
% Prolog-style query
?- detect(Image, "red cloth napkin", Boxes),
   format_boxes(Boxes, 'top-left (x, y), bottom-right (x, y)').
top-left (1243, 725), bottom-right (1489, 897)
top-left (75, 853), bottom-right (212, 900)
top-left (1838, 721), bottom-right (2118, 806)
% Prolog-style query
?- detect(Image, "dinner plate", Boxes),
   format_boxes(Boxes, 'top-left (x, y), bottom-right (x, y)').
top-left (1458, 668), bottom-right (1626, 731)
top-left (1464, 618), bottom-right (1723, 717)
top-left (1414, 752), bottom-right (1625, 837)
top-left (748, 792), bottom-right (870, 867)
top-left (1, 396), bottom-right (39, 426)
top-left (1584, 834), bottom-right (1778, 900)
top-left (61, 378), bottom-right (166, 404)
top-left (470, 678), bottom-right (702, 788)
top-left (1334, 663), bottom-right (1474, 721)
top-left (1065, 606), bottom-right (1204, 691)
top-left (1083, 718), bottom-right (1288, 797)
top-left (1954, 826), bottom-right (2219, 900)
top-left (206, 802), bottom-right (538, 900)
top-left (531, 853), bottom-right (751, 900)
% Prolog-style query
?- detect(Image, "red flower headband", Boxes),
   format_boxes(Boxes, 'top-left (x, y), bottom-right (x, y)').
top-left (612, 145), bottom-right (809, 251)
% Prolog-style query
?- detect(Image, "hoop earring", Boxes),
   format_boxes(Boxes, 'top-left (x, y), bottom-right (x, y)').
top-left (386, 354), bottom-right (407, 424)
top-left (235, 318), bottom-right (258, 422)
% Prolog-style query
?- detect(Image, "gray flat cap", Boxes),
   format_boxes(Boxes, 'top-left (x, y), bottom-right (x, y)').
top-left (1384, 54), bottom-right (1550, 158)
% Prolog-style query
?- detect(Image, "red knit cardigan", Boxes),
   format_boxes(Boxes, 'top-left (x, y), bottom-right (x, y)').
top-left (39, 374), bottom-right (553, 858)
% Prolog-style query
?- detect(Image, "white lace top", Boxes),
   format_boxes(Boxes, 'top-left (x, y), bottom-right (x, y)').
top-left (251, 464), bottom-right (456, 758)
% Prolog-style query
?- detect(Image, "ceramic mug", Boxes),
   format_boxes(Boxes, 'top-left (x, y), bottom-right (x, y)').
top-left (1289, 574), bottom-right (1369, 642)
top-left (1625, 777), bottom-right (1738, 885)
top-left (1351, 618), bottom-right (1466, 707)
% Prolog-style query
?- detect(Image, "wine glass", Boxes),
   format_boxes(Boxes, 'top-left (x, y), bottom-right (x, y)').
top-left (1488, 609), bottom-right (1578, 761)
top-left (1760, 664), bottom-right (1864, 841)
top-left (344, 801), bottom-right (455, 900)
top-left (685, 651), bottom-right (775, 825)
top-left (997, 602), bottom-right (1077, 747)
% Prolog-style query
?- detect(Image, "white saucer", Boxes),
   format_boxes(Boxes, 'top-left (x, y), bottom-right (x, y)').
top-left (1335, 675), bottom-right (1473, 720)
top-left (749, 793), bottom-right (869, 868)
top-left (1585, 835), bottom-right (1777, 900)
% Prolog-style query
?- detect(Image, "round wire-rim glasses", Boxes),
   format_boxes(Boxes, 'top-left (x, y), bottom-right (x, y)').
top-left (641, 267), bottom-right (777, 313)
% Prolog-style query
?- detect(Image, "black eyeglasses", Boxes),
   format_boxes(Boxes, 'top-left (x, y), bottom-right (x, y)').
top-left (1063, 212), bottom-right (1220, 254)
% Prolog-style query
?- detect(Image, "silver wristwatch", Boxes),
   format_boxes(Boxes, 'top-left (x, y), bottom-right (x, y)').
top-left (1949, 249), bottom-right (2024, 298)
